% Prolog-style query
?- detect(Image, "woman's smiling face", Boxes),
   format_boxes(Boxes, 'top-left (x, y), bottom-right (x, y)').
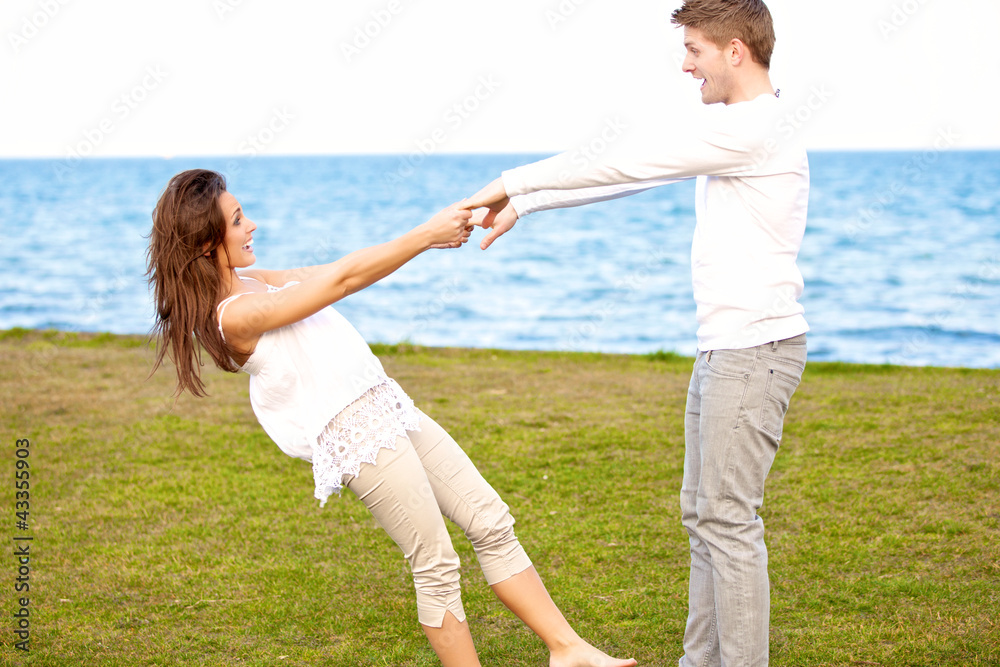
top-left (215, 190), bottom-right (257, 271)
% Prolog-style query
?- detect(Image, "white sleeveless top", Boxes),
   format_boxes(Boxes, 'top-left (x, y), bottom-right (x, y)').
top-left (217, 278), bottom-right (421, 506)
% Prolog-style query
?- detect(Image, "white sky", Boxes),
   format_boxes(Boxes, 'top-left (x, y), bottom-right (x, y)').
top-left (2, 0), bottom-right (998, 158)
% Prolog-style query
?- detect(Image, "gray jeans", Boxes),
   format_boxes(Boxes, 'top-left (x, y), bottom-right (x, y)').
top-left (679, 334), bottom-right (807, 667)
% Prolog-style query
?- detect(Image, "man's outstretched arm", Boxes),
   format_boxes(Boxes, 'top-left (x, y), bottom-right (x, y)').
top-left (467, 176), bottom-right (681, 250)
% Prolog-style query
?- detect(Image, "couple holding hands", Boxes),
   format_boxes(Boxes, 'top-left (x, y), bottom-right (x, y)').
top-left (148, 2), bottom-right (807, 665)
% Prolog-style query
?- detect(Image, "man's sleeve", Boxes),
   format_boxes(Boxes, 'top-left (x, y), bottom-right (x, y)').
top-left (510, 177), bottom-right (684, 218)
top-left (502, 114), bottom-right (767, 197)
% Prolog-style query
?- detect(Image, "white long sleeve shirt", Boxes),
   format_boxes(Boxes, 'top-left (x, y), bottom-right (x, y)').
top-left (502, 93), bottom-right (810, 352)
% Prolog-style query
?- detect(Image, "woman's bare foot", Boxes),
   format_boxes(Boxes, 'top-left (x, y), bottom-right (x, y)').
top-left (549, 640), bottom-right (638, 667)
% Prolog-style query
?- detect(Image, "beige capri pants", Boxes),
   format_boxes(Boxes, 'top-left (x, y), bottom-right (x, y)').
top-left (343, 415), bottom-right (532, 627)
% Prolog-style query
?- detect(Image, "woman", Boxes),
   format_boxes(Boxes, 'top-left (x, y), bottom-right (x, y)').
top-left (146, 169), bottom-right (636, 667)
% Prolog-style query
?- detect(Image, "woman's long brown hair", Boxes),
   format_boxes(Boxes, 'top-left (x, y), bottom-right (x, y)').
top-left (146, 169), bottom-right (239, 397)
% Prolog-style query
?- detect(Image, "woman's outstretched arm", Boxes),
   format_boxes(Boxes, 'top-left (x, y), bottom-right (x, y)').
top-left (222, 202), bottom-right (472, 349)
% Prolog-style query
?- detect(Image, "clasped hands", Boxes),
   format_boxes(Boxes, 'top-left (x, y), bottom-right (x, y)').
top-left (455, 178), bottom-right (518, 251)
top-left (429, 177), bottom-right (517, 250)
top-left (462, 177), bottom-right (518, 250)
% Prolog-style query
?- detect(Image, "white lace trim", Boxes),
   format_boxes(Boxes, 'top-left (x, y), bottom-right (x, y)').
top-left (312, 379), bottom-right (421, 507)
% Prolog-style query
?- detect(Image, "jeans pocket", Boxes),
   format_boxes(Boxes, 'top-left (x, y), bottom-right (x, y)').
top-left (705, 348), bottom-right (756, 379)
top-left (760, 367), bottom-right (801, 440)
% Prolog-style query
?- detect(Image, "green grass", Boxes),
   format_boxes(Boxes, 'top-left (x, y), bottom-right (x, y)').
top-left (1, 329), bottom-right (998, 666)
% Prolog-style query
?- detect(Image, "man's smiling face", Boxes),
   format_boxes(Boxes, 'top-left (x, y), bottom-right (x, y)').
top-left (681, 26), bottom-right (736, 105)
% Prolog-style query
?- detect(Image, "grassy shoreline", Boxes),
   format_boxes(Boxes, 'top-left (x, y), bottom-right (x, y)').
top-left (1, 329), bottom-right (998, 666)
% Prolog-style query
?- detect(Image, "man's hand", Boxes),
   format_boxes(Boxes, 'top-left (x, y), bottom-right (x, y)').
top-left (465, 177), bottom-right (519, 250)
top-left (464, 177), bottom-right (508, 209)
top-left (472, 200), bottom-right (519, 250)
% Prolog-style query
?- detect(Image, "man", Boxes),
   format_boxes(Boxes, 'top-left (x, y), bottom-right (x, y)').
top-left (464, 1), bottom-right (808, 665)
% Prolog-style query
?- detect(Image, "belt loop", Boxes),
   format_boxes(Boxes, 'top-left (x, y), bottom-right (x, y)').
top-left (771, 340), bottom-right (779, 351)
top-left (707, 350), bottom-right (712, 362)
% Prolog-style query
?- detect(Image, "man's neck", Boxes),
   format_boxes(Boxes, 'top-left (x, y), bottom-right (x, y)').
top-left (726, 73), bottom-right (775, 105)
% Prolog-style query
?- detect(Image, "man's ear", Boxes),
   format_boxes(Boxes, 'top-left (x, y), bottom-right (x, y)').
top-left (729, 38), bottom-right (748, 66)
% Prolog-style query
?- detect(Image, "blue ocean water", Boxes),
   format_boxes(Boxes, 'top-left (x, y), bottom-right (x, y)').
top-left (1, 152), bottom-right (998, 368)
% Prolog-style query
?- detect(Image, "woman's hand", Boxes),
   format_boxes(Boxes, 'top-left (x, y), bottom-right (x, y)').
top-left (423, 201), bottom-right (475, 249)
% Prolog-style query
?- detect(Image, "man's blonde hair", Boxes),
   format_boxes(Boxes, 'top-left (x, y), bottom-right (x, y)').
top-left (671, 0), bottom-right (776, 69)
